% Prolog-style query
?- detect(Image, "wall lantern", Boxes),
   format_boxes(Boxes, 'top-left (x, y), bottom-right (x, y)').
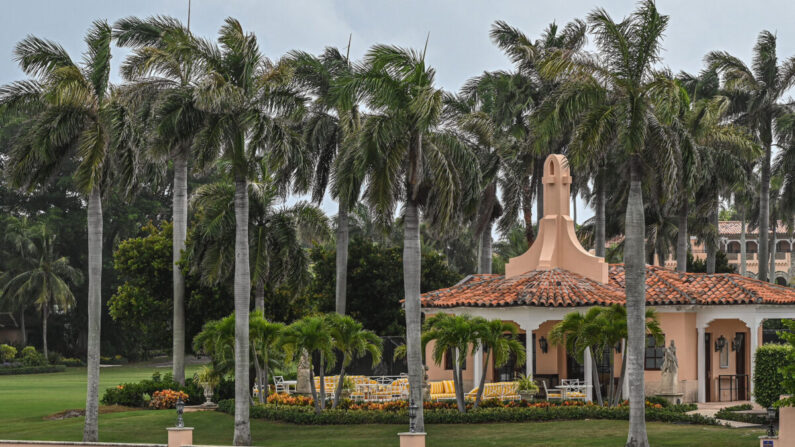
top-left (539, 336), bottom-right (549, 354)
top-left (715, 335), bottom-right (727, 352)
top-left (615, 342), bottom-right (622, 354)
top-left (731, 334), bottom-right (743, 351)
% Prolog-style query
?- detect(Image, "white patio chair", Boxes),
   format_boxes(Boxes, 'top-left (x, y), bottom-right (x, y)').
top-left (274, 375), bottom-right (288, 394)
top-left (543, 381), bottom-right (562, 401)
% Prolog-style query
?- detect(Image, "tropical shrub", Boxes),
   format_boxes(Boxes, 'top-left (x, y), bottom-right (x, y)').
top-left (0, 344), bottom-right (17, 362)
top-left (754, 344), bottom-right (792, 407)
top-left (100, 376), bottom-right (213, 407)
top-left (20, 347), bottom-right (47, 366)
top-left (149, 389), bottom-right (189, 409)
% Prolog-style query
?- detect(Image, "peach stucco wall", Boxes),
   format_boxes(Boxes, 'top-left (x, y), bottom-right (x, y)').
top-left (705, 318), bottom-right (751, 402)
top-left (642, 312), bottom-right (699, 401)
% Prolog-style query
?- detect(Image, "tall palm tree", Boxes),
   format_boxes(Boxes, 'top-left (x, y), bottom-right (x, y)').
top-left (113, 15), bottom-right (205, 385)
top-left (288, 47), bottom-right (362, 314)
top-left (0, 21), bottom-right (127, 441)
top-left (470, 317), bottom-right (525, 409)
top-left (0, 220), bottom-right (83, 359)
top-left (707, 31), bottom-right (795, 282)
top-left (189, 18), bottom-right (305, 445)
top-left (542, 3), bottom-right (680, 444)
top-left (340, 44), bottom-right (478, 431)
top-left (326, 313), bottom-right (383, 408)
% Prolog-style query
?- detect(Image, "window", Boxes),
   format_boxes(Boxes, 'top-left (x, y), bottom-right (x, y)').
top-left (726, 242), bottom-right (741, 254)
top-left (444, 348), bottom-right (466, 371)
top-left (645, 334), bottom-right (665, 370)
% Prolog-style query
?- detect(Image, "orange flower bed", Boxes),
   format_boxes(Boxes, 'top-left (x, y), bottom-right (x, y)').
top-left (149, 389), bottom-right (189, 409)
top-left (267, 393), bottom-right (314, 407)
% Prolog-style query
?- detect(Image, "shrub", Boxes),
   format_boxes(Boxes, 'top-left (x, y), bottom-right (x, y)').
top-left (20, 347), bottom-right (47, 367)
top-left (715, 404), bottom-right (766, 425)
top-left (101, 375), bottom-right (233, 407)
top-left (754, 344), bottom-right (793, 407)
top-left (0, 365), bottom-right (66, 375)
top-left (59, 357), bottom-right (85, 367)
top-left (0, 344), bottom-right (17, 362)
top-left (217, 399), bottom-right (719, 426)
top-left (149, 389), bottom-right (189, 409)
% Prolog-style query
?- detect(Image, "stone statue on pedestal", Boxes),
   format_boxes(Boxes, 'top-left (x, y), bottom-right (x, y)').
top-left (659, 340), bottom-right (681, 402)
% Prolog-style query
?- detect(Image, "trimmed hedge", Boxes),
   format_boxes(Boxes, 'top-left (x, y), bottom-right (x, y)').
top-left (0, 365), bottom-right (66, 375)
top-left (715, 404), bottom-right (765, 425)
top-left (217, 400), bottom-right (719, 426)
top-left (754, 344), bottom-right (792, 408)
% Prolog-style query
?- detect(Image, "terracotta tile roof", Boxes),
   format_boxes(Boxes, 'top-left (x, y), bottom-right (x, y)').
top-left (718, 220), bottom-right (789, 236)
top-left (421, 265), bottom-right (795, 308)
top-left (420, 268), bottom-right (625, 308)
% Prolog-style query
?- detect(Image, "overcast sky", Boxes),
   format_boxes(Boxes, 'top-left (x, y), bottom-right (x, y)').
top-left (3, 0), bottom-right (795, 226)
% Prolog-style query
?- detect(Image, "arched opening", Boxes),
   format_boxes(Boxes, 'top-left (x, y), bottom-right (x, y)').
top-left (549, 160), bottom-right (555, 175)
top-left (777, 240), bottom-right (792, 253)
top-left (726, 241), bottom-right (741, 254)
top-left (776, 276), bottom-right (789, 286)
top-left (746, 241), bottom-right (757, 253)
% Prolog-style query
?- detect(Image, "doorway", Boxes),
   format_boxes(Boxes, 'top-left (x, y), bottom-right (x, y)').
top-left (735, 332), bottom-right (746, 400)
top-left (705, 333), bottom-right (712, 402)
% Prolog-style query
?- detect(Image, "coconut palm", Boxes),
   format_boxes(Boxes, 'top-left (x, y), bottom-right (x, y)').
top-left (326, 313), bottom-right (383, 408)
top-left (706, 31), bottom-right (795, 282)
top-left (113, 15), bottom-right (205, 385)
top-left (0, 220), bottom-right (83, 359)
top-left (0, 21), bottom-right (133, 441)
top-left (541, 3), bottom-right (681, 444)
top-left (288, 47), bottom-right (362, 315)
top-left (422, 313), bottom-right (477, 413)
top-left (470, 317), bottom-right (526, 409)
top-left (188, 19), bottom-right (306, 444)
top-left (281, 315), bottom-right (336, 413)
top-left (339, 44), bottom-right (479, 431)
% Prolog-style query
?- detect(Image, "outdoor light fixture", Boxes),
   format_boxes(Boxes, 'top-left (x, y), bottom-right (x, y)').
top-left (731, 334), bottom-right (743, 351)
top-left (408, 399), bottom-right (418, 433)
top-left (176, 396), bottom-right (185, 428)
top-left (715, 335), bottom-right (726, 352)
top-left (767, 406), bottom-right (777, 437)
top-left (539, 336), bottom-right (549, 354)
top-left (616, 342), bottom-right (622, 354)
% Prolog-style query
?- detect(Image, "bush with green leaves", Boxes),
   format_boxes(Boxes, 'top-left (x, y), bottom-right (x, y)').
top-left (715, 404), bottom-right (765, 425)
top-left (101, 375), bottom-right (234, 407)
top-left (754, 344), bottom-right (792, 407)
top-left (0, 344), bottom-right (17, 362)
top-left (19, 346), bottom-right (48, 366)
top-left (0, 365), bottom-right (66, 375)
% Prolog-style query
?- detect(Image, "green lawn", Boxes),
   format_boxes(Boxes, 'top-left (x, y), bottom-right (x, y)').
top-left (0, 364), bottom-right (765, 446)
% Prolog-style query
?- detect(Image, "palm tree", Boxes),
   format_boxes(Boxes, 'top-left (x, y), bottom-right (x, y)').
top-left (193, 315), bottom-right (236, 375)
top-left (282, 315), bottom-right (336, 413)
top-left (288, 47), bottom-right (362, 315)
top-left (189, 19), bottom-right (305, 444)
top-left (113, 15), bottom-right (205, 385)
top-left (340, 44), bottom-right (478, 431)
top-left (249, 315), bottom-right (285, 404)
top-left (422, 313), bottom-right (477, 413)
top-left (542, 3), bottom-right (680, 444)
top-left (326, 313), bottom-right (383, 408)
top-left (0, 21), bottom-right (126, 442)
top-left (470, 318), bottom-right (525, 409)
top-left (0, 220), bottom-right (83, 359)
top-left (707, 31), bottom-right (795, 282)
top-left (549, 309), bottom-right (605, 405)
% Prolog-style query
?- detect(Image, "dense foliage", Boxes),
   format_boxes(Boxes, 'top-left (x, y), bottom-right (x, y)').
top-left (753, 343), bottom-right (792, 407)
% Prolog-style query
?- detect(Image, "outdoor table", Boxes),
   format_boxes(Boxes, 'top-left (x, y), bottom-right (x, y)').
top-left (284, 380), bottom-right (297, 394)
top-left (555, 384), bottom-right (591, 400)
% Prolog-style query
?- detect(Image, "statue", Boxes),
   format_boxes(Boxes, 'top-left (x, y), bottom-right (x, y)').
top-left (660, 340), bottom-right (679, 397)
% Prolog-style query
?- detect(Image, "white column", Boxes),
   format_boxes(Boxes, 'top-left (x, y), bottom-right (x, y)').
top-left (584, 347), bottom-right (593, 402)
top-left (749, 318), bottom-right (759, 396)
top-left (526, 332), bottom-right (533, 379)
top-left (698, 326), bottom-right (706, 403)
top-left (473, 345), bottom-right (484, 388)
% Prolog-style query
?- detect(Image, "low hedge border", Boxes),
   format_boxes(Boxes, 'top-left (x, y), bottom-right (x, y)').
top-left (0, 365), bottom-right (66, 375)
top-left (217, 399), bottom-right (720, 426)
top-left (714, 404), bottom-right (766, 425)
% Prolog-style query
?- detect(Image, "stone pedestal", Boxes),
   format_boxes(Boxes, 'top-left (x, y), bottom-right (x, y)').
top-left (398, 432), bottom-right (426, 447)
top-left (167, 427), bottom-right (194, 447)
top-left (760, 436), bottom-right (778, 447)
top-left (779, 406), bottom-right (795, 447)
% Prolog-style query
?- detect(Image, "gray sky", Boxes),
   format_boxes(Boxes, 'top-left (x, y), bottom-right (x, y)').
top-left (3, 0), bottom-right (795, 227)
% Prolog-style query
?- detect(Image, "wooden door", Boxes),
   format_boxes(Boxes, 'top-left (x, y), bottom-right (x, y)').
top-left (735, 332), bottom-right (746, 400)
top-left (705, 333), bottom-right (712, 402)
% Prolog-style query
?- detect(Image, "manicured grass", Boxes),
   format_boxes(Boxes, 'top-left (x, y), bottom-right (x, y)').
top-left (0, 364), bottom-right (765, 446)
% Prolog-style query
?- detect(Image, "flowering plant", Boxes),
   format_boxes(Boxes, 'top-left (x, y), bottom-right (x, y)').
top-left (149, 389), bottom-right (189, 409)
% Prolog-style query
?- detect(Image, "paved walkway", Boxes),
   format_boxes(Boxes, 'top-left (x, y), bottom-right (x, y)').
top-left (686, 400), bottom-right (764, 428)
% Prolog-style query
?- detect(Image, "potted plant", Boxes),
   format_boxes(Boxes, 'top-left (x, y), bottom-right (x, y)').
top-left (516, 374), bottom-right (539, 401)
top-left (194, 366), bottom-right (220, 408)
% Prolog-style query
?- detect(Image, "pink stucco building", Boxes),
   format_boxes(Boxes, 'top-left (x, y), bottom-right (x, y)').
top-left (421, 154), bottom-right (795, 403)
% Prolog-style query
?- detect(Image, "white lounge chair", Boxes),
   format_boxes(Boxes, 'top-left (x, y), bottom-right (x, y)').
top-left (543, 381), bottom-right (563, 401)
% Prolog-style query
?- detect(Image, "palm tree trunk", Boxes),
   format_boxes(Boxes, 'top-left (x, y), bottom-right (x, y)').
top-left (740, 207), bottom-right (747, 276)
top-left (453, 350), bottom-right (466, 413)
top-left (232, 176), bottom-right (251, 446)
top-left (595, 173), bottom-right (606, 258)
top-left (308, 366), bottom-right (321, 414)
top-left (608, 347), bottom-right (615, 407)
top-left (19, 309), bottom-right (26, 346)
top-left (522, 179), bottom-right (535, 245)
top-left (676, 201), bottom-right (688, 272)
top-left (173, 151), bottom-right (188, 386)
top-left (335, 203), bottom-right (349, 315)
top-left (770, 223), bottom-right (777, 282)
top-left (706, 202), bottom-right (718, 274)
top-left (589, 347), bottom-right (604, 406)
top-left (263, 351), bottom-right (270, 403)
top-left (625, 158), bottom-right (648, 447)
top-left (758, 142), bottom-right (771, 282)
top-left (613, 344), bottom-right (628, 406)
top-left (332, 360), bottom-right (347, 409)
top-left (254, 280), bottom-right (265, 316)
top-left (319, 353), bottom-right (326, 410)
top-left (83, 187), bottom-right (103, 442)
top-left (404, 196), bottom-right (424, 431)
top-left (42, 304), bottom-right (49, 360)
top-left (478, 220), bottom-right (492, 274)
top-left (251, 345), bottom-right (264, 404)
top-left (535, 160), bottom-right (544, 229)
top-left (473, 349), bottom-right (491, 409)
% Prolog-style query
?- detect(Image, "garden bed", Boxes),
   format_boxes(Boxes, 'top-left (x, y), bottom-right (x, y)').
top-left (714, 404), bottom-right (766, 425)
top-left (217, 398), bottom-right (718, 426)
top-left (0, 365), bottom-right (66, 375)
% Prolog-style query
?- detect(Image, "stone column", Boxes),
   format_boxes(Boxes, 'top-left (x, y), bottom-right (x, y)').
top-left (749, 318), bottom-right (760, 396)
top-left (584, 347), bottom-right (593, 402)
top-left (473, 345), bottom-right (484, 389)
top-left (526, 331), bottom-right (534, 379)
top-left (698, 326), bottom-right (706, 403)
